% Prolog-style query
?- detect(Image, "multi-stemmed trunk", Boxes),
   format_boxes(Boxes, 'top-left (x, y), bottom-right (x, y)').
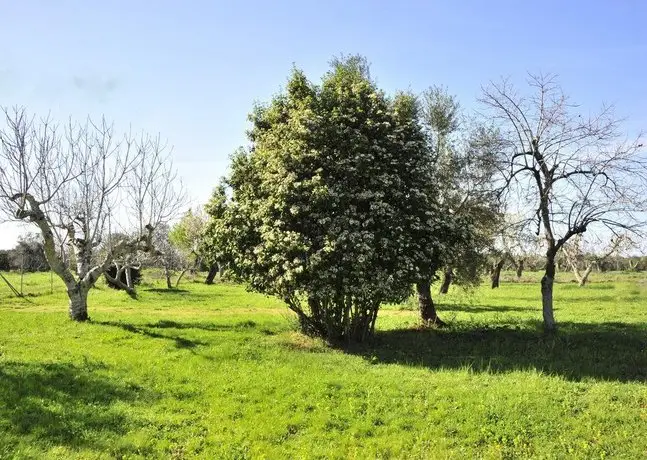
top-left (541, 250), bottom-right (557, 331)
top-left (416, 280), bottom-right (444, 326)
top-left (579, 265), bottom-right (594, 287)
top-left (571, 264), bottom-right (594, 287)
top-left (22, 193), bottom-right (156, 321)
top-left (439, 268), bottom-right (453, 294)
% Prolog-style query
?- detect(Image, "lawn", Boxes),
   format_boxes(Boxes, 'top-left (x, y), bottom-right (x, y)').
top-left (0, 270), bottom-right (646, 459)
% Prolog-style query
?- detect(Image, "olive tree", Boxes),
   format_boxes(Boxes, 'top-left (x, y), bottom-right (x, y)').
top-left (480, 73), bottom-right (647, 330)
top-left (416, 87), bottom-right (502, 321)
top-left (207, 57), bottom-right (447, 341)
top-left (0, 107), bottom-right (183, 320)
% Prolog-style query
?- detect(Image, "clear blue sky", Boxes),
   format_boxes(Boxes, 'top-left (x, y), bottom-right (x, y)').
top-left (1, 0), bottom-right (645, 248)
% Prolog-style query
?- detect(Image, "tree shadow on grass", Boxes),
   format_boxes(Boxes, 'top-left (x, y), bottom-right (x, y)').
top-left (0, 361), bottom-right (152, 454)
top-left (145, 319), bottom-right (258, 331)
top-left (438, 304), bottom-right (535, 313)
top-left (94, 319), bottom-right (259, 350)
top-left (344, 321), bottom-right (647, 383)
top-left (96, 320), bottom-right (208, 349)
top-left (144, 288), bottom-right (191, 294)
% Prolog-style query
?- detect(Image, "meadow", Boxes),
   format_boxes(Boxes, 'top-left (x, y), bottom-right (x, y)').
top-left (0, 270), bottom-right (646, 459)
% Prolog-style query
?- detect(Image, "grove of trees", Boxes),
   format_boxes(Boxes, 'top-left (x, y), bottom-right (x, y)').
top-left (2, 57), bottom-right (645, 340)
top-left (203, 58), bottom-right (646, 340)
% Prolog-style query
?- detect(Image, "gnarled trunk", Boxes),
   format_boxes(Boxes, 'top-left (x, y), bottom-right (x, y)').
top-left (205, 263), bottom-right (218, 284)
top-left (439, 268), bottom-right (453, 294)
top-left (515, 259), bottom-right (524, 281)
top-left (416, 280), bottom-right (444, 326)
top-left (490, 259), bottom-right (505, 288)
top-left (541, 255), bottom-right (557, 331)
top-left (578, 264), bottom-right (594, 287)
top-left (68, 284), bottom-right (89, 321)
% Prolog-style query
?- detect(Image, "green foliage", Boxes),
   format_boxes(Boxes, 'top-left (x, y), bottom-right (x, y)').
top-left (168, 209), bottom-right (207, 266)
top-left (0, 270), bottom-right (646, 458)
top-left (2, 233), bottom-right (50, 272)
top-left (207, 57), bottom-right (449, 341)
top-left (420, 87), bottom-right (503, 286)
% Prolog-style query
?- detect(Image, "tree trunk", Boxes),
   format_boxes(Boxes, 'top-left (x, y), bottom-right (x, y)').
top-left (125, 266), bottom-right (133, 289)
top-left (205, 263), bottom-right (218, 285)
top-left (490, 259), bottom-right (505, 288)
top-left (439, 268), bottom-right (453, 294)
top-left (104, 271), bottom-right (137, 298)
top-left (416, 280), bottom-right (445, 326)
top-left (164, 265), bottom-right (172, 289)
top-left (579, 264), bottom-right (594, 287)
top-left (68, 284), bottom-right (89, 321)
top-left (541, 256), bottom-right (557, 331)
top-left (175, 268), bottom-right (189, 287)
top-left (516, 259), bottom-right (524, 281)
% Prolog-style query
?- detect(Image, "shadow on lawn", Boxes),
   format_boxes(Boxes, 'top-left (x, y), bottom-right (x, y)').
top-left (0, 361), bottom-right (151, 453)
top-left (95, 319), bottom-right (259, 350)
top-left (96, 320), bottom-right (208, 349)
top-left (145, 319), bottom-right (257, 331)
top-left (438, 304), bottom-right (534, 313)
top-left (144, 288), bottom-right (191, 294)
top-left (345, 321), bottom-right (647, 383)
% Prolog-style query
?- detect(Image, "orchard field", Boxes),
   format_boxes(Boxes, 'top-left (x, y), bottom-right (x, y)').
top-left (1, 271), bottom-right (646, 459)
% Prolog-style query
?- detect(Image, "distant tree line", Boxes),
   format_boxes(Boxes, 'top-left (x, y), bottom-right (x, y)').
top-left (0, 234), bottom-right (49, 272)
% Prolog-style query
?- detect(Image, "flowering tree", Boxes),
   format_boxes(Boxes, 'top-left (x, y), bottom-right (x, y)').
top-left (206, 57), bottom-right (449, 341)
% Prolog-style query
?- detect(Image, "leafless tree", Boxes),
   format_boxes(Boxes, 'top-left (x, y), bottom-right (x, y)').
top-left (0, 107), bottom-right (184, 320)
top-left (562, 234), bottom-right (631, 286)
top-left (480, 73), bottom-right (647, 330)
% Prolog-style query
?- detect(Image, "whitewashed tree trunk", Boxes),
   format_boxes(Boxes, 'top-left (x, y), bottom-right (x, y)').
top-left (541, 254), bottom-right (557, 331)
top-left (67, 283), bottom-right (89, 321)
top-left (125, 267), bottom-right (133, 289)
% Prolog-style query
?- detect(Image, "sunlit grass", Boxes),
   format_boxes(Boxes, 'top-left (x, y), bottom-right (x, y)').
top-left (1, 270), bottom-right (646, 458)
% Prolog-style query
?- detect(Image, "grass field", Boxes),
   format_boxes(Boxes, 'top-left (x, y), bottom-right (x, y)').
top-left (0, 270), bottom-right (646, 459)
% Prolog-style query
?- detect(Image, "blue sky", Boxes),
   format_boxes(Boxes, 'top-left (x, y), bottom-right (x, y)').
top-left (1, 0), bottom-right (645, 248)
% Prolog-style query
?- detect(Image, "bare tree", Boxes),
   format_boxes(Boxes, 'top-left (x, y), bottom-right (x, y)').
top-left (562, 234), bottom-right (630, 286)
top-left (0, 107), bottom-right (184, 320)
top-left (480, 73), bottom-right (647, 330)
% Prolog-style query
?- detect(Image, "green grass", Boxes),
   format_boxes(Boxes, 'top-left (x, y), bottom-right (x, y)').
top-left (0, 270), bottom-right (646, 459)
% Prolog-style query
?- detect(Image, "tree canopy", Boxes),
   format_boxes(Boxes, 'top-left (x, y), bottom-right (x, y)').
top-left (206, 57), bottom-right (456, 341)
